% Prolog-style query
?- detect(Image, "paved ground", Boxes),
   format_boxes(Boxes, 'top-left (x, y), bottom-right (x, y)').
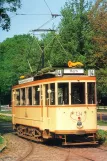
top-left (0, 134), bottom-right (107, 161)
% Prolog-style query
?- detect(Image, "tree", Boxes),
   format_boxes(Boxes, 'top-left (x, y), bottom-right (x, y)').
top-left (58, 0), bottom-right (94, 65)
top-left (0, 0), bottom-right (21, 31)
top-left (0, 34), bottom-right (41, 104)
top-left (96, 68), bottom-right (107, 98)
top-left (40, 32), bottom-right (73, 67)
top-left (88, 0), bottom-right (107, 69)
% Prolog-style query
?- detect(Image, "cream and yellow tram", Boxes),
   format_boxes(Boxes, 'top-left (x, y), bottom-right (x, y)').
top-left (12, 65), bottom-right (97, 145)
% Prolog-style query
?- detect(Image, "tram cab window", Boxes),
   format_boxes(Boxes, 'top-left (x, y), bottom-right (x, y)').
top-left (20, 88), bottom-right (26, 105)
top-left (33, 86), bottom-right (40, 105)
top-left (15, 89), bottom-right (20, 105)
top-left (26, 87), bottom-right (32, 105)
top-left (50, 83), bottom-right (55, 105)
top-left (71, 83), bottom-right (85, 104)
top-left (58, 83), bottom-right (69, 105)
top-left (87, 82), bottom-right (95, 104)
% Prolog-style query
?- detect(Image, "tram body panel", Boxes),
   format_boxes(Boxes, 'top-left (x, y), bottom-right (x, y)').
top-left (13, 106), bottom-right (42, 127)
top-left (55, 107), bottom-right (97, 132)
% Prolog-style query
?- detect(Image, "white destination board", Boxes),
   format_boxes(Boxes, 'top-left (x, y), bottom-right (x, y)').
top-left (64, 68), bottom-right (84, 74)
top-left (18, 77), bottom-right (34, 84)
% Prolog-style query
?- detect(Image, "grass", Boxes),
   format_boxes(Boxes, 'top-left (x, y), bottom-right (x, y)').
top-left (97, 120), bottom-right (107, 126)
top-left (0, 115), bottom-right (12, 122)
top-left (0, 110), bottom-right (12, 114)
top-left (0, 136), bottom-right (4, 144)
top-left (97, 106), bottom-right (107, 112)
top-left (97, 109), bottom-right (107, 113)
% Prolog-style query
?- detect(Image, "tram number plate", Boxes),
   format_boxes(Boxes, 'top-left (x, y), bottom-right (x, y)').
top-left (76, 111), bottom-right (82, 116)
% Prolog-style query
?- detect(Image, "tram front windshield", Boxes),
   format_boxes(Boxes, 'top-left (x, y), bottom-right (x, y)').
top-left (58, 82), bottom-right (95, 105)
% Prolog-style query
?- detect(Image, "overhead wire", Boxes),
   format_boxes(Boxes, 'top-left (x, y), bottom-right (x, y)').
top-left (16, 0), bottom-right (62, 73)
top-left (44, 0), bottom-right (53, 15)
top-left (55, 35), bottom-right (68, 55)
top-left (26, 16), bottom-right (57, 72)
top-left (16, 13), bottom-right (52, 16)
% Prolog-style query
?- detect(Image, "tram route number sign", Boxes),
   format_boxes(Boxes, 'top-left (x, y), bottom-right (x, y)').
top-left (88, 69), bottom-right (95, 76)
top-left (76, 111), bottom-right (82, 116)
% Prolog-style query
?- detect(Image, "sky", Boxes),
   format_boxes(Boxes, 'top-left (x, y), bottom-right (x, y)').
top-left (0, 0), bottom-right (67, 42)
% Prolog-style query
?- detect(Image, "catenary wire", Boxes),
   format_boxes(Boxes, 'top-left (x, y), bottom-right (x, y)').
top-left (44, 0), bottom-right (53, 15)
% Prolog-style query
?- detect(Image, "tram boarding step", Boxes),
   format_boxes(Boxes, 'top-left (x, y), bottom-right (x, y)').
top-left (62, 141), bottom-right (98, 146)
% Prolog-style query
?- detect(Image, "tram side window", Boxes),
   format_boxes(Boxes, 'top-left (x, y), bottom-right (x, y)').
top-left (71, 83), bottom-right (85, 104)
top-left (20, 88), bottom-right (26, 105)
top-left (33, 86), bottom-right (40, 105)
top-left (50, 83), bottom-right (55, 105)
top-left (15, 89), bottom-right (20, 105)
top-left (58, 83), bottom-right (69, 105)
top-left (87, 82), bottom-right (95, 104)
top-left (26, 87), bottom-right (32, 105)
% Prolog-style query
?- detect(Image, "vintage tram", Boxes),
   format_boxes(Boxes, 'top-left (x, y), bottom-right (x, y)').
top-left (12, 62), bottom-right (98, 145)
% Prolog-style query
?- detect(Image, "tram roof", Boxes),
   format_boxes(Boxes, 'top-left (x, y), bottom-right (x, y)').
top-left (17, 67), bottom-right (95, 85)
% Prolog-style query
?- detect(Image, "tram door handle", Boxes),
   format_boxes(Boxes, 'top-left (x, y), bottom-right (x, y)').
top-left (46, 98), bottom-right (49, 117)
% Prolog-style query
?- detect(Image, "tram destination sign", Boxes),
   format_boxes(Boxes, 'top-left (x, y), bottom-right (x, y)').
top-left (18, 77), bottom-right (34, 84)
top-left (64, 68), bottom-right (84, 74)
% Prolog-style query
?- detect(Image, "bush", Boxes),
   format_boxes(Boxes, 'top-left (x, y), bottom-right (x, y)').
top-left (96, 130), bottom-right (107, 144)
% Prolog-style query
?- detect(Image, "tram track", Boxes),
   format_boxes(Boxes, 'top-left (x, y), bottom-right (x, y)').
top-left (42, 139), bottom-right (107, 161)
top-left (17, 140), bottom-right (34, 161)
top-left (15, 137), bottom-right (95, 161)
top-left (49, 145), bottom-right (95, 161)
top-left (1, 133), bottom-right (107, 161)
top-left (13, 134), bottom-right (107, 161)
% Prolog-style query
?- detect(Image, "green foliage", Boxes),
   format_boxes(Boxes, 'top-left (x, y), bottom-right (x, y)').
top-left (0, 110), bottom-right (12, 114)
top-left (0, 136), bottom-right (4, 144)
top-left (97, 130), bottom-right (107, 144)
top-left (96, 68), bottom-right (107, 97)
top-left (0, 115), bottom-right (12, 122)
top-left (97, 121), bottom-right (107, 126)
top-left (97, 109), bottom-right (107, 113)
top-left (0, 34), bottom-right (41, 100)
top-left (59, 0), bottom-right (94, 65)
top-left (88, 0), bottom-right (107, 69)
top-left (0, 0), bottom-right (21, 31)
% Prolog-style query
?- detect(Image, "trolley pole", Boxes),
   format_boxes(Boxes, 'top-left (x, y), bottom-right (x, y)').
top-left (41, 45), bottom-right (44, 68)
top-left (31, 28), bottom-right (56, 70)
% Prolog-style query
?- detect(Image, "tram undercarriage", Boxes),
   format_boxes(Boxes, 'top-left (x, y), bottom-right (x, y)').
top-left (13, 124), bottom-right (98, 145)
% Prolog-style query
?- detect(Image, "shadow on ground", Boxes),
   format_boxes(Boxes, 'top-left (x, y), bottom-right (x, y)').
top-left (0, 121), bottom-right (13, 134)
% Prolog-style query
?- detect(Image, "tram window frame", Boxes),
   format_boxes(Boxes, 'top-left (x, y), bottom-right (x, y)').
top-left (15, 89), bottom-right (20, 106)
top-left (20, 88), bottom-right (26, 105)
top-left (32, 85), bottom-right (40, 105)
top-left (87, 82), bottom-right (95, 104)
top-left (57, 82), bottom-right (69, 105)
top-left (26, 87), bottom-right (32, 105)
top-left (71, 82), bottom-right (85, 104)
top-left (50, 83), bottom-right (55, 105)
